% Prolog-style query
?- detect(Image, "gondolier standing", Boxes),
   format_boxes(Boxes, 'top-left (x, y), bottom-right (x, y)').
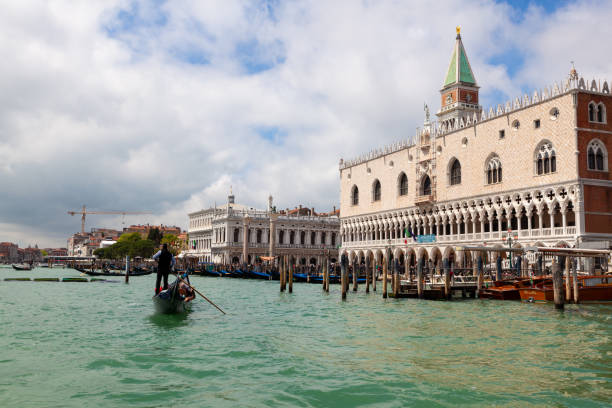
top-left (153, 243), bottom-right (175, 294)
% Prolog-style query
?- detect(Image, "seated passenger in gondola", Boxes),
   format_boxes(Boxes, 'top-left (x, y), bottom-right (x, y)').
top-left (178, 281), bottom-right (195, 303)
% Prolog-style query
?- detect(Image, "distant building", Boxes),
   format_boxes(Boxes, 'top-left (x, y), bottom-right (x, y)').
top-left (44, 248), bottom-right (68, 257)
top-left (187, 191), bottom-right (340, 265)
top-left (67, 228), bottom-right (121, 256)
top-left (20, 246), bottom-right (42, 263)
top-left (0, 242), bottom-right (19, 263)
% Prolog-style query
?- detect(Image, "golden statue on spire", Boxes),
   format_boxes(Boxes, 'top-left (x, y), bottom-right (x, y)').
top-left (456, 25), bottom-right (461, 35)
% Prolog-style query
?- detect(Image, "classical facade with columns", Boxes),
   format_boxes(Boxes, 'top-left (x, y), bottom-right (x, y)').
top-left (187, 192), bottom-right (340, 265)
top-left (339, 29), bottom-right (612, 270)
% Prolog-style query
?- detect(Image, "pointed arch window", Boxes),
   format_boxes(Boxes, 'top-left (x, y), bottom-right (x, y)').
top-left (372, 179), bottom-right (381, 202)
top-left (398, 173), bottom-right (408, 196)
top-left (486, 155), bottom-right (502, 184)
top-left (450, 159), bottom-right (461, 185)
top-left (420, 175), bottom-right (432, 196)
top-left (589, 101), bottom-right (606, 123)
top-left (351, 185), bottom-right (359, 205)
top-left (587, 139), bottom-right (608, 171)
top-left (535, 141), bottom-right (556, 175)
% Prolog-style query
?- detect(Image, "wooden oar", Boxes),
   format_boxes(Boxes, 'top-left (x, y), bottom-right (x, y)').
top-left (173, 273), bottom-right (226, 315)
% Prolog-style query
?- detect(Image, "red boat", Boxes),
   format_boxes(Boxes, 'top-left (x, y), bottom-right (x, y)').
top-left (519, 275), bottom-right (612, 303)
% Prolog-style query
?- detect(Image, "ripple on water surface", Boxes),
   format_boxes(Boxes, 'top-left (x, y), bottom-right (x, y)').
top-left (0, 269), bottom-right (611, 407)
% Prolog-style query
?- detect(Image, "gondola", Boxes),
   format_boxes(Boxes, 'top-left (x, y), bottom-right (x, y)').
top-left (12, 264), bottom-right (32, 271)
top-left (152, 276), bottom-right (192, 314)
top-left (245, 270), bottom-right (271, 280)
top-left (75, 267), bottom-right (154, 276)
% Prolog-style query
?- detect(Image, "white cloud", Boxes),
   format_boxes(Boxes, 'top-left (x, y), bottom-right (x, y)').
top-left (1, 0), bottom-right (611, 247)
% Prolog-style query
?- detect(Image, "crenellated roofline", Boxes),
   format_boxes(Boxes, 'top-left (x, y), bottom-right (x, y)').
top-left (339, 76), bottom-right (611, 170)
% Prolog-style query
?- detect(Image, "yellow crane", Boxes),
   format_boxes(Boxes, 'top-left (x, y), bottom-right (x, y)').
top-left (67, 205), bottom-right (152, 234)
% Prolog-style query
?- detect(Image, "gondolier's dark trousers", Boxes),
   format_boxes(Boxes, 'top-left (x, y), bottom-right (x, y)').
top-left (156, 269), bottom-right (169, 293)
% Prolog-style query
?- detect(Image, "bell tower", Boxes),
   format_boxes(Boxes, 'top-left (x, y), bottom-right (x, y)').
top-left (436, 27), bottom-right (480, 128)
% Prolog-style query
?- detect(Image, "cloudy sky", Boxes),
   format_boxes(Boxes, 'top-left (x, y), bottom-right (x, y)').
top-left (2, 0), bottom-right (612, 248)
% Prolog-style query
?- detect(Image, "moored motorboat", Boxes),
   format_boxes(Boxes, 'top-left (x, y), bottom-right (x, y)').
top-left (519, 275), bottom-right (612, 303)
top-left (479, 276), bottom-right (550, 300)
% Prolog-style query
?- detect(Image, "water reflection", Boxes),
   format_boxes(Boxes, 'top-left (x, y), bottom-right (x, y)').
top-left (148, 312), bottom-right (190, 329)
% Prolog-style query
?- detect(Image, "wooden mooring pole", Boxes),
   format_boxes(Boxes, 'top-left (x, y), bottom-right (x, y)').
top-left (382, 256), bottom-right (388, 299)
top-left (288, 261), bottom-right (293, 294)
top-left (280, 256), bottom-right (285, 292)
top-left (565, 256), bottom-right (571, 302)
top-left (365, 259), bottom-right (370, 293)
top-left (572, 257), bottom-right (579, 304)
top-left (476, 256), bottom-right (483, 298)
top-left (124, 255), bottom-right (129, 284)
top-left (352, 260), bottom-right (358, 292)
top-left (325, 258), bottom-right (330, 293)
top-left (393, 259), bottom-right (399, 298)
top-left (552, 259), bottom-right (564, 310)
top-left (444, 258), bottom-right (451, 300)
top-left (372, 262), bottom-right (377, 292)
top-left (417, 258), bottom-right (424, 299)
top-left (322, 258), bottom-right (327, 292)
top-left (341, 254), bottom-right (347, 300)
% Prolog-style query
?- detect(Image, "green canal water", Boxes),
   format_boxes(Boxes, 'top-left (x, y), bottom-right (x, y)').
top-left (0, 267), bottom-right (610, 407)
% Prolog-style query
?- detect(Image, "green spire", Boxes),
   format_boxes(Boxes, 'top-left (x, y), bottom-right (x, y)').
top-left (444, 49), bottom-right (457, 86)
top-left (443, 33), bottom-right (476, 87)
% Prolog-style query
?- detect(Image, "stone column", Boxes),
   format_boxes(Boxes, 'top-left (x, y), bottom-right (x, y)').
top-left (549, 207), bottom-right (555, 230)
top-left (538, 210), bottom-right (543, 234)
top-left (527, 210), bottom-right (532, 232)
top-left (242, 221), bottom-right (249, 263)
top-left (561, 205), bottom-right (567, 229)
top-left (269, 214), bottom-right (278, 259)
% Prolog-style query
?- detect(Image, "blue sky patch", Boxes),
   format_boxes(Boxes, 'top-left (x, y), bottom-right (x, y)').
top-left (235, 39), bottom-right (286, 74)
top-left (256, 126), bottom-right (287, 144)
top-left (170, 46), bottom-right (210, 66)
top-left (497, 0), bottom-right (572, 22)
top-left (103, 0), bottom-right (168, 38)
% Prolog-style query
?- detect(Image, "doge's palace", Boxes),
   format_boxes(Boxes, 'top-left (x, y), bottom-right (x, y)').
top-left (339, 28), bottom-right (612, 270)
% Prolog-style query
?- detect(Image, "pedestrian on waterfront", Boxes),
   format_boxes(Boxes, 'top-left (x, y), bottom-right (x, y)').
top-left (152, 243), bottom-right (175, 294)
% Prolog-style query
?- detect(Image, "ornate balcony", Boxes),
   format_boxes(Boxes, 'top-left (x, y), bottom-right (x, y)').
top-left (414, 194), bottom-right (434, 205)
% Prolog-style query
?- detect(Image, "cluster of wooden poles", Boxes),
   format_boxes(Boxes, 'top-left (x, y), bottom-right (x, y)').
top-left (551, 257), bottom-right (580, 310)
top-left (275, 254), bottom-right (455, 300)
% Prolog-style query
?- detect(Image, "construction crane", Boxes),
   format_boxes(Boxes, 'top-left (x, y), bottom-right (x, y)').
top-left (67, 205), bottom-right (152, 234)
